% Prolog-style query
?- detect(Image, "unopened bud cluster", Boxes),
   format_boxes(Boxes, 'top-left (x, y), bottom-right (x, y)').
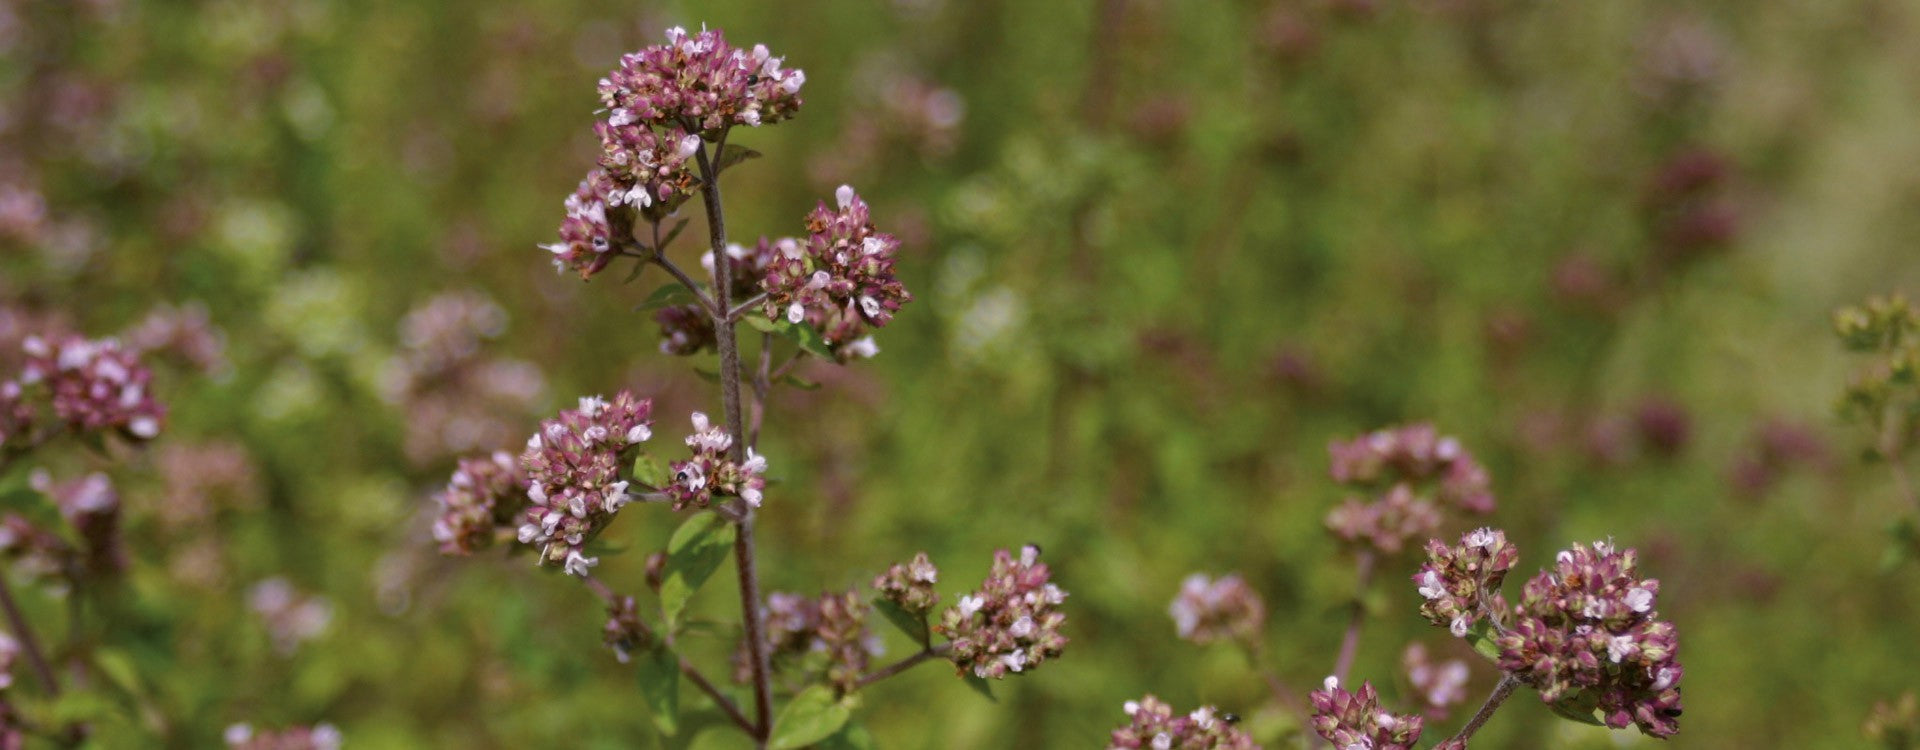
top-left (517, 393), bottom-right (654, 577)
top-left (1413, 527), bottom-right (1518, 637)
top-left (666, 412), bottom-right (766, 509)
top-left (759, 186), bottom-right (908, 360)
top-left (873, 551), bottom-right (940, 615)
top-left (1106, 695), bottom-right (1257, 750)
top-left (1497, 539), bottom-right (1683, 738)
top-left (1309, 677), bottom-right (1426, 750)
top-left (431, 451), bottom-right (530, 556)
top-left (1325, 424), bottom-right (1493, 553)
top-left (1168, 573), bottom-right (1265, 646)
top-left (937, 545), bottom-right (1068, 679)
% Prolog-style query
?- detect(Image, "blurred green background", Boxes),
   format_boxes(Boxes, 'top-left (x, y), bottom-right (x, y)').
top-left (3, 0), bottom-right (1919, 747)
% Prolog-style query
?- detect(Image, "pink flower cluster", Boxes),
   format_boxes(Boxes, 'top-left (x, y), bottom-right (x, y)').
top-left (937, 545), bottom-right (1068, 680)
top-left (1309, 677), bottom-right (1426, 750)
top-left (665, 412), bottom-right (766, 510)
top-left (1168, 573), bottom-right (1266, 646)
top-left (1413, 527), bottom-right (1519, 637)
top-left (1325, 424), bottom-right (1493, 553)
top-left (544, 26), bottom-right (804, 280)
top-left (760, 186), bottom-right (910, 360)
top-left (223, 723), bottom-right (343, 750)
top-left (1106, 695), bottom-right (1258, 750)
top-left (591, 123), bottom-right (700, 211)
top-left (872, 551), bottom-right (941, 616)
top-left (544, 172), bottom-right (623, 279)
top-left (1496, 540), bottom-right (1683, 738)
top-left (430, 451), bottom-right (531, 556)
top-left (598, 26), bottom-right (805, 135)
top-left (516, 393), bottom-right (654, 577)
top-left (7, 334), bottom-right (164, 444)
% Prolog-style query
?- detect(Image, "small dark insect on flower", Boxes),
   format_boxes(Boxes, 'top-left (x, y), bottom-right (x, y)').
top-left (1220, 712), bottom-right (1241, 724)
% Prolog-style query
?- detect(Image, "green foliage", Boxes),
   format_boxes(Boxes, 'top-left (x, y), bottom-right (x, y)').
top-left (637, 646), bottom-right (682, 736)
top-left (3, 0), bottom-right (1919, 747)
top-left (768, 685), bottom-right (853, 750)
top-left (659, 512), bottom-right (737, 629)
top-left (869, 597), bottom-right (929, 648)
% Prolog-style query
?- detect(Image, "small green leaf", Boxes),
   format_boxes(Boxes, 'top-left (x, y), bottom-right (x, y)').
top-left (715, 144), bottom-right (763, 174)
top-left (637, 646), bottom-right (681, 736)
top-left (1466, 621), bottom-right (1502, 663)
top-left (744, 315), bottom-right (780, 334)
top-left (631, 454), bottom-right (670, 489)
top-left (815, 720), bottom-right (877, 750)
top-left (763, 318), bottom-right (835, 359)
top-left (691, 368), bottom-right (722, 384)
top-left (637, 283), bottom-right (700, 313)
top-left (622, 256), bottom-right (650, 284)
top-left (870, 597), bottom-right (929, 647)
top-left (1544, 692), bottom-right (1606, 726)
top-left (659, 513), bottom-right (737, 627)
top-left (768, 685), bottom-right (852, 750)
top-left (961, 673), bottom-right (997, 702)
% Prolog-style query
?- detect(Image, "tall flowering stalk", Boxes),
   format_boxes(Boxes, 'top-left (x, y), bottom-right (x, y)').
top-left (435, 25), bottom-right (1065, 748)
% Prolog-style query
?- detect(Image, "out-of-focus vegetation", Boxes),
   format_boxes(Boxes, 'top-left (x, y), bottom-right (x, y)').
top-left (2, 0), bottom-right (1919, 747)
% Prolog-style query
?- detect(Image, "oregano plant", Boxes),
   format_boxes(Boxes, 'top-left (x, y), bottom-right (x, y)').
top-left (430, 26), bottom-right (1067, 748)
top-left (1115, 425), bottom-right (1685, 749)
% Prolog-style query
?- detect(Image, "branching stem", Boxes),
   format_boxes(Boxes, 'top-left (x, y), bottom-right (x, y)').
top-left (692, 133), bottom-right (774, 746)
top-left (856, 642), bottom-right (952, 689)
top-left (1445, 674), bottom-right (1522, 745)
